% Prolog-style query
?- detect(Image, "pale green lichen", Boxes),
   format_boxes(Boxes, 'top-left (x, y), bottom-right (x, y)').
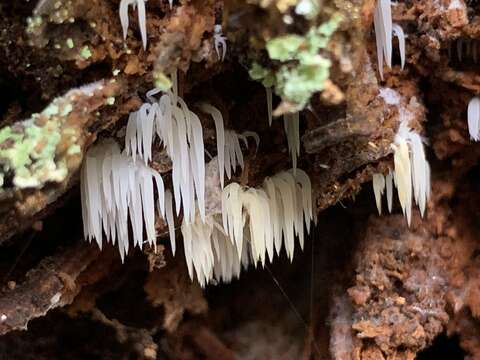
top-left (66, 38), bottom-right (74, 49)
top-left (0, 99), bottom-right (78, 189)
top-left (153, 72), bottom-right (173, 91)
top-left (67, 144), bottom-right (81, 155)
top-left (249, 14), bottom-right (343, 111)
top-left (80, 46), bottom-right (92, 59)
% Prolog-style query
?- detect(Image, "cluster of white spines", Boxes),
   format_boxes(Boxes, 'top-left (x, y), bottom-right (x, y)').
top-left (372, 123), bottom-right (431, 225)
top-left (467, 96), bottom-right (480, 141)
top-left (374, 0), bottom-right (405, 79)
top-left (182, 213), bottom-right (249, 286)
top-left (224, 130), bottom-right (259, 179)
top-left (119, 0), bottom-right (173, 50)
top-left (125, 77), bottom-right (206, 225)
top-left (181, 169), bottom-right (313, 286)
top-left (200, 104), bottom-right (259, 188)
top-left (223, 169), bottom-right (313, 264)
top-left (81, 140), bottom-right (176, 261)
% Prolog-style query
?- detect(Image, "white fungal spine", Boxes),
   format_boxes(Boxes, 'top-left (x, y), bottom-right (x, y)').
top-left (80, 140), bottom-right (175, 261)
top-left (266, 87), bottom-right (273, 125)
top-left (371, 123), bottom-right (431, 225)
top-left (374, 1), bottom-right (406, 79)
top-left (119, 0), bottom-right (148, 50)
top-left (199, 105), bottom-right (259, 187)
top-left (284, 112), bottom-right (301, 172)
top-left (467, 96), bottom-right (480, 141)
top-left (392, 23), bottom-right (405, 70)
top-left (213, 25), bottom-right (227, 61)
top-left (372, 173), bottom-right (385, 214)
top-left (374, 0), bottom-right (392, 79)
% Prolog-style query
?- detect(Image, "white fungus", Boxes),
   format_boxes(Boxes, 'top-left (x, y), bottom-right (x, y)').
top-left (392, 23), bottom-right (406, 70)
top-left (181, 168), bottom-right (313, 286)
top-left (467, 96), bottom-right (480, 141)
top-left (371, 123), bottom-right (431, 225)
top-left (119, 0), bottom-right (148, 50)
top-left (213, 25), bottom-right (227, 61)
top-left (372, 173), bottom-right (385, 214)
top-left (283, 112), bottom-right (301, 172)
top-left (126, 74), bottom-right (206, 224)
top-left (80, 140), bottom-right (175, 261)
top-left (373, 0), bottom-right (392, 80)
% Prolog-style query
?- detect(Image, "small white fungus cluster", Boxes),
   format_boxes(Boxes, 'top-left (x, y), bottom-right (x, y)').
top-left (213, 25), bottom-right (228, 62)
top-left (126, 74), bottom-right (206, 225)
top-left (199, 104), bottom-right (259, 189)
top-left (181, 169), bottom-right (314, 286)
top-left (263, 94), bottom-right (301, 172)
top-left (372, 122), bottom-right (431, 225)
top-left (374, 0), bottom-right (406, 79)
top-left (81, 139), bottom-right (175, 261)
top-left (119, 0), bottom-right (173, 50)
top-left (283, 112), bottom-right (300, 172)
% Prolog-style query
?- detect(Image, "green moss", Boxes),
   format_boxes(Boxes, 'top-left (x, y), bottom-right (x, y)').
top-left (249, 14), bottom-right (343, 111)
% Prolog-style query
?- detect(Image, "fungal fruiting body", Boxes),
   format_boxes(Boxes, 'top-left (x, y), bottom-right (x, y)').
top-left (372, 173), bottom-right (385, 214)
top-left (126, 78), bottom-right (206, 224)
top-left (181, 213), bottom-right (249, 287)
top-left (467, 96), bottom-right (480, 141)
top-left (80, 139), bottom-right (175, 261)
top-left (373, 0), bottom-right (392, 79)
top-left (284, 112), bottom-right (300, 172)
top-left (182, 168), bottom-right (314, 286)
top-left (373, 1), bottom-right (406, 79)
top-left (223, 169), bottom-right (313, 264)
top-left (266, 87), bottom-right (273, 125)
top-left (119, 0), bottom-right (148, 49)
top-left (81, 72), bottom-right (206, 259)
top-left (392, 23), bottom-right (406, 70)
top-left (213, 25), bottom-right (227, 61)
top-left (224, 130), bottom-right (259, 179)
top-left (372, 123), bottom-right (431, 225)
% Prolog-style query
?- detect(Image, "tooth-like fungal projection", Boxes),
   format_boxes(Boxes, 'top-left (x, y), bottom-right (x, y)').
top-left (213, 25), bottom-right (227, 61)
top-left (373, 0), bottom-right (392, 79)
top-left (392, 23), bottom-right (406, 69)
top-left (372, 173), bottom-right (386, 214)
top-left (119, 0), bottom-right (148, 50)
top-left (283, 112), bottom-right (301, 172)
top-left (467, 96), bottom-right (480, 141)
top-left (199, 103), bottom-right (226, 188)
